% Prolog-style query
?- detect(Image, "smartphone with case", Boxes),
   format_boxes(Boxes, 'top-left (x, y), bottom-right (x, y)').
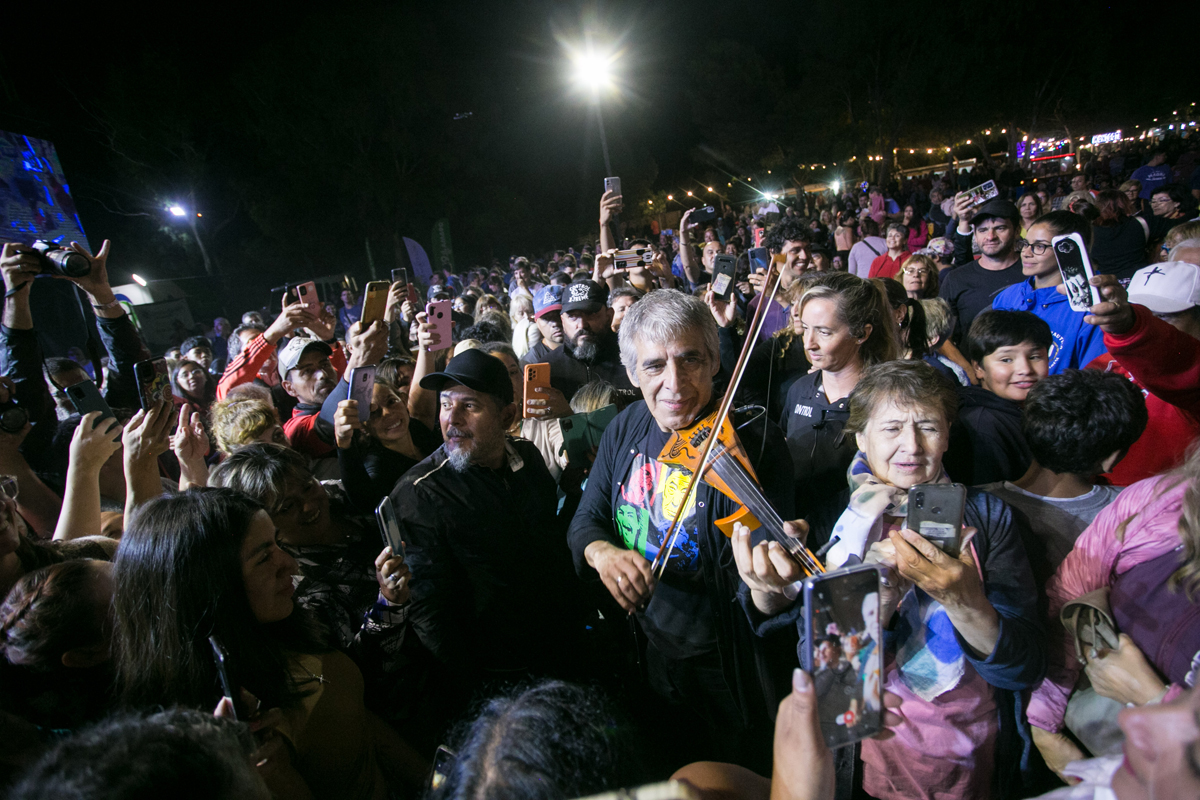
top-left (963, 179), bottom-right (999, 208)
top-left (690, 205), bottom-right (718, 225)
top-left (906, 482), bottom-right (967, 558)
top-left (711, 254), bottom-right (738, 302)
top-left (134, 357), bottom-right (173, 412)
top-left (1052, 232), bottom-right (1102, 313)
top-left (66, 379), bottom-right (117, 433)
top-left (289, 280), bottom-right (319, 310)
top-left (522, 363), bottom-right (551, 419)
top-left (348, 365), bottom-right (377, 424)
top-left (802, 564), bottom-right (884, 749)
top-left (209, 635), bottom-right (246, 721)
top-left (360, 281), bottom-right (390, 327)
top-left (375, 496), bottom-right (405, 557)
top-left (425, 299), bottom-right (453, 351)
top-left (747, 246), bottom-right (770, 274)
top-left (753, 226), bottom-right (766, 248)
top-left (604, 176), bottom-right (622, 198)
top-left (613, 247), bottom-right (652, 271)
top-left (559, 403), bottom-right (618, 465)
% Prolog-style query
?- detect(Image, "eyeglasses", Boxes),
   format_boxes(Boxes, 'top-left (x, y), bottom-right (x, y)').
top-left (902, 267), bottom-right (931, 276)
top-left (1017, 241), bottom-right (1052, 256)
top-left (1150, 197), bottom-right (1171, 205)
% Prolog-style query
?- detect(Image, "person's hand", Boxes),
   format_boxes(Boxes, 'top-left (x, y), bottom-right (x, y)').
top-left (1085, 633), bottom-right (1167, 706)
top-left (416, 311), bottom-right (445, 351)
top-left (864, 537), bottom-right (912, 625)
top-left (593, 249), bottom-right (626, 283)
top-left (171, 403), bottom-right (209, 464)
top-left (1077, 273), bottom-right (1135, 335)
top-left (525, 385), bottom-right (571, 419)
top-left (302, 305), bottom-right (337, 342)
top-left (888, 527), bottom-right (986, 613)
top-left (1031, 726), bottom-right (1085, 786)
top-left (705, 287), bottom-right (737, 328)
top-left (585, 540), bottom-right (654, 613)
top-left (264, 296), bottom-right (313, 344)
top-left (384, 282), bottom-right (407, 324)
top-left (61, 240), bottom-right (113, 298)
top-left (69, 411), bottom-right (123, 472)
top-left (952, 192), bottom-right (976, 227)
top-left (122, 401), bottom-right (173, 464)
top-left (732, 521), bottom-right (808, 615)
top-left (333, 399), bottom-right (362, 449)
top-left (0, 242), bottom-right (40, 295)
top-left (599, 189), bottom-right (623, 226)
top-left (214, 690), bottom-right (311, 798)
top-left (375, 545), bottom-right (411, 605)
top-left (346, 319), bottom-right (387, 368)
top-left (679, 208), bottom-right (695, 242)
top-left (747, 268), bottom-right (769, 295)
top-left (399, 298), bottom-right (416, 325)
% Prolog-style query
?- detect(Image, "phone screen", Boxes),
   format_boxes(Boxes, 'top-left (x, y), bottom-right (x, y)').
top-left (804, 566), bottom-right (883, 749)
top-left (348, 366), bottom-right (377, 423)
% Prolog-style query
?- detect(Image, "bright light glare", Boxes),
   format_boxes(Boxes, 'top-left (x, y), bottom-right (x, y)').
top-left (571, 50), bottom-right (614, 92)
top-left (132, 274), bottom-right (148, 287)
top-left (168, 205), bottom-right (186, 217)
top-left (831, 180), bottom-right (841, 194)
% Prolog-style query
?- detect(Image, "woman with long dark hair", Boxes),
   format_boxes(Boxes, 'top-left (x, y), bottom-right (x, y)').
top-left (1090, 190), bottom-right (1150, 281)
top-left (172, 358), bottom-right (216, 413)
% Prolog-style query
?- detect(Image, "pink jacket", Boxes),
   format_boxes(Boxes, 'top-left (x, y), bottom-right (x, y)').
top-left (1026, 475), bottom-right (1188, 732)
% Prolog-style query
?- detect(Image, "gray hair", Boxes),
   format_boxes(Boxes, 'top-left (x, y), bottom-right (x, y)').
top-left (920, 297), bottom-right (954, 341)
top-left (885, 222), bottom-right (908, 239)
top-left (618, 289), bottom-right (719, 381)
top-left (1169, 238), bottom-right (1200, 262)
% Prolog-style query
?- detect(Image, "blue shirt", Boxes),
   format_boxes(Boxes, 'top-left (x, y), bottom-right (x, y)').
top-left (992, 279), bottom-right (1108, 373)
top-left (1130, 163), bottom-right (1171, 199)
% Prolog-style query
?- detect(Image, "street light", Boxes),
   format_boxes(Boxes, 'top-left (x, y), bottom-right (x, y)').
top-left (168, 205), bottom-right (186, 217)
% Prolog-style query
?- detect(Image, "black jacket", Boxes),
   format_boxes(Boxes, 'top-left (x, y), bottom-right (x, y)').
top-left (717, 324), bottom-right (810, 425)
top-left (567, 400), bottom-right (798, 729)
top-left (520, 331), bottom-right (635, 401)
top-left (780, 371), bottom-right (856, 519)
top-left (944, 385), bottom-right (1031, 486)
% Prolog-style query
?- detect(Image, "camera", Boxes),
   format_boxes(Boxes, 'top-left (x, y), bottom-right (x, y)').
top-left (30, 240), bottom-right (91, 278)
top-left (0, 402), bottom-right (28, 435)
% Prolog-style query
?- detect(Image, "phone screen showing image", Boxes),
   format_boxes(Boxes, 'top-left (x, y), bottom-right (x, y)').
top-left (803, 566), bottom-right (884, 749)
top-left (1052, 233), bottom-right (1100, 313)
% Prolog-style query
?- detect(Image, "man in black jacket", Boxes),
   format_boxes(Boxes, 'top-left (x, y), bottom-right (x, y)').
top-left (567, 288), bottom-right (800, 772)
top-left (939, 197), bottom-right (1024, 343)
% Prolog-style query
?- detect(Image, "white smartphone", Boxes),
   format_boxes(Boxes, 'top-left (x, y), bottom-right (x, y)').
top-left (1052, 232), bottom-right (1101, 313)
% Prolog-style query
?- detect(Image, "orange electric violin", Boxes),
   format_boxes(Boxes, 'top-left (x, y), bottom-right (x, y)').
top-left (649, 254), bottom-right (825, 582)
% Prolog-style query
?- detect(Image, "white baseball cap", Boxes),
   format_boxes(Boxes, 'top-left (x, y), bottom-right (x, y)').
top-left (1128, 261), bottom-right (1200, 314)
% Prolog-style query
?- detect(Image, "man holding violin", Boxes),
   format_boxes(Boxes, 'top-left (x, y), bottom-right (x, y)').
top-left (567, 287), bottom-right (807, 771)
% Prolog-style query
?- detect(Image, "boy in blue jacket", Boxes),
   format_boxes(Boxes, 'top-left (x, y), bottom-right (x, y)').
top-left (992, 210), bottom-right (1107, 373)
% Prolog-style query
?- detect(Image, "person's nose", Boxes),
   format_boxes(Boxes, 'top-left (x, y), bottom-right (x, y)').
top-left (899, 425), bottom-right (922, 454)
top-left (804, 329), bottom-right (818, 351)
top-left (661, 360), bottom-right (682, 394)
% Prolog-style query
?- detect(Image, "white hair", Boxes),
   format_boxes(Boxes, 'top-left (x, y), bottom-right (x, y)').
top-left (617, 289), bottom-right (719, 383)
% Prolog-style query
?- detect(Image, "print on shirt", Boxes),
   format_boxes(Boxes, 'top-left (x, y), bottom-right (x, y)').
top-left (615, 453), bottom-right (701, 573)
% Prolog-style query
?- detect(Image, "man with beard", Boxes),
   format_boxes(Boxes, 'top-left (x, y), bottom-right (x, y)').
top-left (389, 348), bottom-right (586, 691)
top-left (940, 197), bottom-right (1024, 344)
top-left (524, 280), bottom-right (635, 420)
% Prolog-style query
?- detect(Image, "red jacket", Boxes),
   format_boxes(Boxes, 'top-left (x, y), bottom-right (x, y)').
top-left (217, 333), bottom-right (276, 401)
top-left (1088, 304), bottom-right (1200, 485)
top-left (868, 251), bottom-right (911, 280)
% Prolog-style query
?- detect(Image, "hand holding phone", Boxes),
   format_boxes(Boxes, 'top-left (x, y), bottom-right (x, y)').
top-left (906, 483), bottom-right (967, 558)
top-left (360, 281), bottom-right (390, 327)
top-left (348, 366), bottom-right (377, 423)
top-left (209, 635), bottom-right (247, 721)
top-left (711, 254), bottom-right (738, 302)
top-left (135, 358), bottom-right (173, 412)
top-left (1052, 233), bottom-right (1102, 313)
top-left (522, 363), bottom-right (550, 419)
top-left (424, 300), bottom-right (453, 351)
top-left (290, 281), bottom-right (319, 310)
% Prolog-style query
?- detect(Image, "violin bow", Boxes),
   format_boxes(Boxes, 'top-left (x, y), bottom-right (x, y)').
top-left (650, 263), bottom-right (786, 582)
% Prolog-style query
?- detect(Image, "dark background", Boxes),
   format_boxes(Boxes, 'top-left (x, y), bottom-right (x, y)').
top-left (2, 0), bottom-right (1195, 321)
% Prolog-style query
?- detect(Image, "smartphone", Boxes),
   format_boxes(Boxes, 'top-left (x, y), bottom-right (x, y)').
top-left (134, 357), bottom-right (173, 411)
top-left (1052, 233), bottom-right (1102, 313)
top-left (753, 226), bottom-right (766, 248)
top-left (613, 247), bottom-right (652, 271)
top-left (906, 482), bottom-right (967, 558)
top-left (690, 205), bottom-right (718, 224)
top-left (523, 363), bottom-right (551, 419)
top-left (425, 299), bottom-right (453, 351)
top-left (748, 246), bottom-right (770, 274)
top-left (391, 268), bottom-right (408, 286)
top-left (559, 404), bottom-right (618, 465)
top-left (66, 380), bottom-right (116, 429)
top-left (290, 280), bottom-right (319, 309)
top-left (802, 564), bottom-right (884, 749)
top-left (374, 496), bottom-right (405, 557)
top-left (962, 179), bottom-right (999, 209)
top-left (348, 365), bottom-right (377, 424)
top-left (603, 176), bottom-right (622, 197)
top-left (209, 635), bottom-right (246, 721)
top-left (429, 744), bottom-right (457, 791)
top-left (711, 254), bottom-right (738, 302)
top-left (360, 280), bottom-right (390, 327)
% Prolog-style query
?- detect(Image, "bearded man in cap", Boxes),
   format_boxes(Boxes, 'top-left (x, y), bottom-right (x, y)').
top-left (941, 196), bottom-right (1025, 343)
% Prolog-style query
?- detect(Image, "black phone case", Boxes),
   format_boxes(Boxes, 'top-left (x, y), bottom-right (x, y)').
top-left (711, 255), bottom-right (738, 301)
top-left (906, 483), bottom-right (967, 558)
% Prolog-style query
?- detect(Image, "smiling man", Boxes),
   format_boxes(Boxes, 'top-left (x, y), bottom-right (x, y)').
top-left (567, 288), bottom-right (797, 772)
top-left (940, 197), bottom-right (1025, 344)
top-left (389, 348), bottom-right (585, 691)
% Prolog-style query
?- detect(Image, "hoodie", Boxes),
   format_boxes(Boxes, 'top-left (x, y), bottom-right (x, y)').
top-left (944, 385), bottom-right (1031, 486)
top-left (992, 279), bottom-right (1108, 374)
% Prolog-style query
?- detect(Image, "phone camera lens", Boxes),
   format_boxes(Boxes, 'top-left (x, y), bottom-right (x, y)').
top-left (932, 506), bottom-right (942, 514)
top-left (914, 492), bottom-right (924, 509)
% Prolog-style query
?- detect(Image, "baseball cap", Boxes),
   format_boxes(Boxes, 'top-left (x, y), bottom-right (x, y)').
top-left (533, 284), bottom-right (564, 318)
top-left (277, 336), bottom-right (333, 380)
top-left (925, 237), bottom-right (954, 257)
top-left (971, 199), bottom-right (1020, 227)
top-left (419, 347), bottom-right (514, 404)
top-left (428, 284), bottom-right (452, 301)
top-left (561, 280), bottom-right (608, 314)
top-left (1128, 261), bottom-right (1200, 314)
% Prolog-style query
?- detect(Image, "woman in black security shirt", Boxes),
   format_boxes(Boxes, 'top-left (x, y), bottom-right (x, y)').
top-left (782, 272), bottom-right (898, 516)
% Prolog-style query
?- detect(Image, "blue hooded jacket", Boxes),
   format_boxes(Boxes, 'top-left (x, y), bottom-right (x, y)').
top-left (992, 279), bottom-right (1108, 374)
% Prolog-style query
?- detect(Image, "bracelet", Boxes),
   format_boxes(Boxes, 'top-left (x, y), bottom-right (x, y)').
top-left (91, 299), bottom-right (122, 311)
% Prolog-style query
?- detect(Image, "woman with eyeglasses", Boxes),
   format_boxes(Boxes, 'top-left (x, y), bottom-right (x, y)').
top-left (1118, 179), bottom-right (1150, 217)
top-left (899, 254), bottom-right (939, 300)
top-left (991, 211), bottom-right (1107, 374)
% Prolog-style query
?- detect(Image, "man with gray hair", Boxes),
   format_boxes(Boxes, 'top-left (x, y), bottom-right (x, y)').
top-left (567, 288), bottom-right (799, 771)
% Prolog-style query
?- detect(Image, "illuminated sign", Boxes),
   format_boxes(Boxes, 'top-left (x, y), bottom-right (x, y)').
top-left (1090, 130), bottom-right (1122, 145)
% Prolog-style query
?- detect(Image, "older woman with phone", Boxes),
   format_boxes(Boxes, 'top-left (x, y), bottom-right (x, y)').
top-left (739, 360), bottom-right (1043, 800)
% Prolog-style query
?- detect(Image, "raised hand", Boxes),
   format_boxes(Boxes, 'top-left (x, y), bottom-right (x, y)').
top-left (333, 399), bottom-right (363, 449)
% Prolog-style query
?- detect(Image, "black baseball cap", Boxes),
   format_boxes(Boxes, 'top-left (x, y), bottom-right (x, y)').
top-left (418, 348), bottom-right (514, 404)
top-left (561, 280), bottom-right (608, 314)
top-left (972, 198), bottom-right (1020, 226)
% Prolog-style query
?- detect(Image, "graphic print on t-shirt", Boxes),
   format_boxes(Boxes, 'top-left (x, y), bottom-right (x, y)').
top-left (615, 453), bottom-right (700, 573)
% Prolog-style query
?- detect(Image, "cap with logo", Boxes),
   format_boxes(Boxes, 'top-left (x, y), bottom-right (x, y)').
top-left (561, 280), bottom-right (608, 314)
top-left (418, 347), bottom-right (514, 404)
top-left (533, 284), bottom-right (564, 318)
top-left (428, 284), bottom-right (452, 301)
top-left (1128, 261), bottom-right (1200, 314)
top-left (277, 337), bottom-right (333, 380)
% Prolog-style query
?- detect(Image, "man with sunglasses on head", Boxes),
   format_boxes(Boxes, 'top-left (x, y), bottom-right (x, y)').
top-left (940, 196), bottom-right (1025, 344)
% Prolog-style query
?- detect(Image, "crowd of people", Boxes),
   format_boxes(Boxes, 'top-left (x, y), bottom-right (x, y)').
top-left (0, 134), bottom-right (1198, 800)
